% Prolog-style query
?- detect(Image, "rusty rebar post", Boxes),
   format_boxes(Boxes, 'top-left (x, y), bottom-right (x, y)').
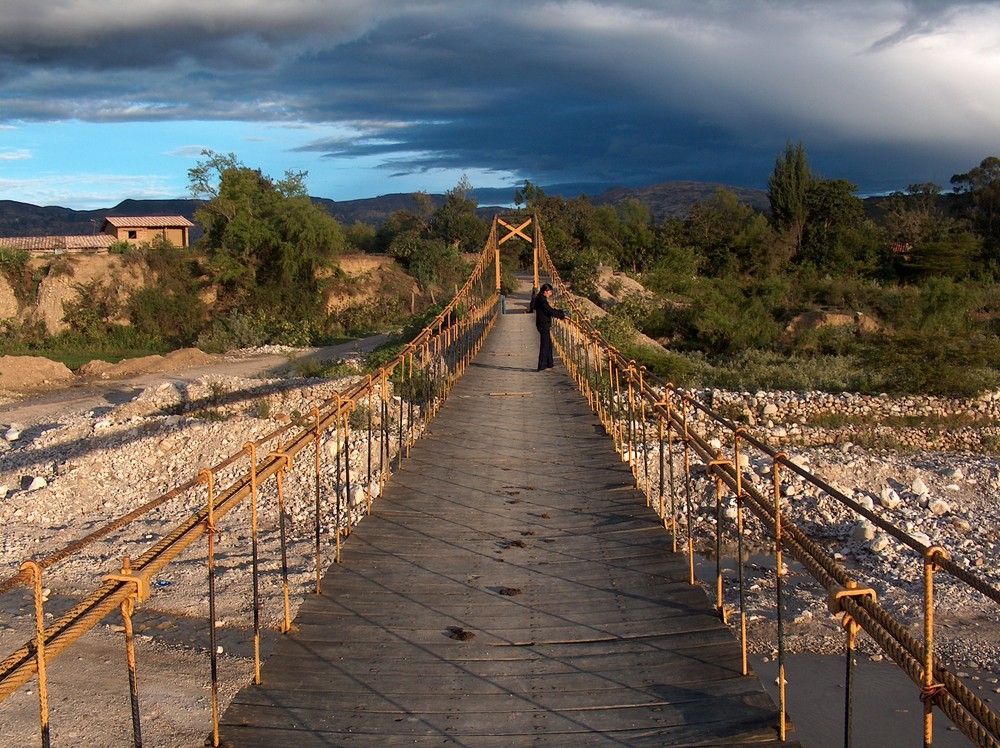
top-left (639, 367), bottom-right (649, 502)
top-left (312, 406), bottom-right (322, 595)
top-left (924, 545), bottom-right (951, 748)
top-left (198, 468), bottom-right (221, 748)
top-left (709, 454), bottom-right (732, 624)
top-left (20, 560), bottom-right (50, 748)
top-left (626, 362), bottom-right (637, 481)
top-left (333, 394), bottom-right (344, 562)
top-left (366, 379), bottom-right (374, 515)
top-left (843, 614), bottom-right (861, 748)
top-left (343, 408), bottom-right (353, 537)
top-left (268, 452), bottom-right (294, 633)
top-left (657, 413), bottom-right (666, 524)
top-left (733, 429), bottom-right (749, 673)
top-left (666, 390), bottom-right (678, 553)
top-left (105, 556), bottom-right (151, 748)
top-left (243, 441), bottom-right (262, 685)
top-left (682, 396), bottom-right (696, 585)
top-left (773, 455), bottom-right (787, 742)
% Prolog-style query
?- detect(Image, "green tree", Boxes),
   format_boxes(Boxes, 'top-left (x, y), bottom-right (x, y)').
top-left (590, 199), bottom-right (655, 273)
top-left (768, 140), bottom-right (812, 257)
top-left (951, 156), bottom-right (1000, 251)
top-left (879, 182), bottom-right (946, 246)
top-left (799, 178), bottom-right (883, 276)
top-left (345, 220), bottom-right (378, 253)
top-left (686, 189), bottom-right (776, 278)
top-left (430, 176), bottom-right (487, 253)
top-left (188, 151), bottom-right (345, 316)
top-left (901, 232), bottom-right (981, 280)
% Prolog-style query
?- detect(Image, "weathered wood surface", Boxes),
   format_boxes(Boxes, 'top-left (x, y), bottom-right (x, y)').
top-left (220, 311), bottom-right (798, 747)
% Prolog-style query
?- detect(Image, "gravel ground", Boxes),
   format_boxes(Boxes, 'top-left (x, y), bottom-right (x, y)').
top-left (1, 362), bottom-right (999, 746)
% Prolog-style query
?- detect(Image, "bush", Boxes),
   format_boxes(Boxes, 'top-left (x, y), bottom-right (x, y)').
top-left (0, 246), bottom-right (35, 305)
top-left (129, 287), bottom-right (207, 346)
top-left (62, 279), bottom-right (121, 337)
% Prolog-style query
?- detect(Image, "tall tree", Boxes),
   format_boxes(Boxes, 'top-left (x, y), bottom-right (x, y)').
top-left (951, 156), bottom-right (1000, 253)
top-left (767, 140), bottom-right (812, 257)
top-left (799, 178), bottom-right (883, 276)
top-left (431, 176), bottom-right (487, 253)
top-left (879, 182), bottom-right (945, 245)
top-left (686, 188), bottom-right (776, 278)
top-left (189, 150), bottom-right (344, 315)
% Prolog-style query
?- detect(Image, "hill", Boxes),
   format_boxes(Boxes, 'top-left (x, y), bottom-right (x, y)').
top-left (0, 181), bottom-right (772, 238)
top-left (590, 181), bottom-right (770, 221)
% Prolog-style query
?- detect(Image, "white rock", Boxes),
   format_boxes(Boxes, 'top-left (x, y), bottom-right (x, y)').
top-left (856, 494), bottom-right (875, 512)
top-left (4, 427), bottom-right (21, 441)
top-left (879, 487), bottom-right (901, 509)
top-left (911, 476), bottom-right (929, 496)
top-left (852, 521), bottom-right (876, 542)
top-left (948, 467), bottom-right (965, 481)
top-left (26, 476), bottom-right (47, 492)
top-left (763, 403), bottom-right (779, 416)
top-left (928, 499), bottom-right (950, 516)
top-left (911, 531), bottom-right (932, 547)
top-left (0, 485), bottom-right (8, 499)
top-left (952, 517), bottom-right (973, 535)
top-left (870, 534), bottom-right (891, 553)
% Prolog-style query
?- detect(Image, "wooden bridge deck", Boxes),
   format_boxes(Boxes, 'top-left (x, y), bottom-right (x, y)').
top-left (219, 307), bottom-right (798, 747)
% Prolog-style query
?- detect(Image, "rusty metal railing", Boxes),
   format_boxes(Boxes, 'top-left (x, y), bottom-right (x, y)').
top-left (0, 234), bottom-right (501, 746)
top-left (541, 241), bottom-right (1000, 747)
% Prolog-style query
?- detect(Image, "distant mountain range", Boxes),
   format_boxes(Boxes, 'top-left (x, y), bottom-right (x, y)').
top-left (0, 182), bottom-right (771, 239)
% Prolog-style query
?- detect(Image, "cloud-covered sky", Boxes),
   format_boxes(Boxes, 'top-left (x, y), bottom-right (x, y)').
top-left (0, 1), bottom-right (998, 209)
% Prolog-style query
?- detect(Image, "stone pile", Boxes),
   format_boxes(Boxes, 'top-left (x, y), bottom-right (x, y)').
top-left (638, 389), bottom-right (1000, 670)
top-left (0, 372), bottom-right (407, 623)
top-left (694, 387), bottom-right (1000, 453)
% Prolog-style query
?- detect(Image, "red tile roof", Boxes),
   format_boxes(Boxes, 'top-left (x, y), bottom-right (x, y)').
top-left (0, 235), bottom-right (117, 251)
top-left (102, 216), bottom-right (195, 228)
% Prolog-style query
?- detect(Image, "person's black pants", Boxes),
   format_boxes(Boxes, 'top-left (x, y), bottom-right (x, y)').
top-left (537, 325), bottom-right (554, 370)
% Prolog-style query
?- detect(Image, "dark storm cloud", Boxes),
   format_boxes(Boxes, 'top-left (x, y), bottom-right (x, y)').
top-left (1, 1), bottom-right (998, 195)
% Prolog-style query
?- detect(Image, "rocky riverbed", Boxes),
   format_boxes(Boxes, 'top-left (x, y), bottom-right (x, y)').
top-left (1, 373), bottom-right (999, 746)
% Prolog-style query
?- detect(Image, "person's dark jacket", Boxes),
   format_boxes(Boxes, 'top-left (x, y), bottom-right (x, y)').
top-left (533, 294), bottom-right (566, 329)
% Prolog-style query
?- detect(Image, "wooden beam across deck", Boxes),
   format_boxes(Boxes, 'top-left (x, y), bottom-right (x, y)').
top-left (219, 309), bottom-right (798, 747)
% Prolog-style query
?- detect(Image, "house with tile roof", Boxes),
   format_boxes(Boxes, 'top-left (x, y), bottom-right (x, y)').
top-left (100, 216), bottom-right (195, 248)
top-left (0, 215), bottom-right (195, 253)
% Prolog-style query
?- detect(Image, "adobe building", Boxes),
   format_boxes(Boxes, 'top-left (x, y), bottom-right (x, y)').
top-left (99, 216), bottom-right (195, 248)
top-left (0, 215), bottom-right (195, 253)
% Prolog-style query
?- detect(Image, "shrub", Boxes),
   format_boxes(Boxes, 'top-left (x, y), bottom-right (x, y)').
top-left (62, 279), bottom-right (121, 337)
top-left (0, 246), bottom-right (35, 305)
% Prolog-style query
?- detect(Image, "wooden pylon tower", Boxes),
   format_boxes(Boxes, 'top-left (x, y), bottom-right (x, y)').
top-left (493, 214), bottom-right (540, 293)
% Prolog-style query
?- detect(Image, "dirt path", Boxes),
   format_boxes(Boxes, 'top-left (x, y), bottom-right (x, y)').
top-left (0, 335), bottom-right (390, 427)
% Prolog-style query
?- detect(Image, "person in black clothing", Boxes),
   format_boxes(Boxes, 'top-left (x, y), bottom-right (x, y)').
top-left (532, 283), bottom-right (567, 371)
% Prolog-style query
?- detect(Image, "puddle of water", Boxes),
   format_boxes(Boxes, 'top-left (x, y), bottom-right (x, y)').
top-left (752, 653), bottom-right (983, 747)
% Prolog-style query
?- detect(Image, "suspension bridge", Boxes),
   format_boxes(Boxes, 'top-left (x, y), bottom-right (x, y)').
top-left (1, 215), bottom-right (998, 747)
top-left (217, 296), bottom-right (791, 747)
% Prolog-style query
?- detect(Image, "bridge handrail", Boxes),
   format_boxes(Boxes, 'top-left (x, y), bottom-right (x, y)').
top-left (0, 227), bottom-right (502, 746)
top-left (538, 236), bottom-right (1000, 747)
